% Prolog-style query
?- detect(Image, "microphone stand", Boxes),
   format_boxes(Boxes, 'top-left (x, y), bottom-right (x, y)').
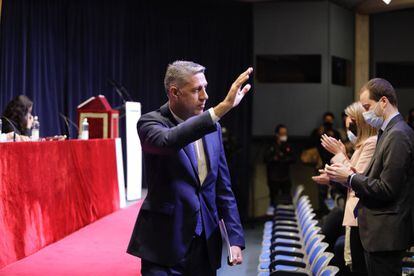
top-left (1, 116), bottom-right (19, 142)
top-left (59, 113), bottom-right (79, 139)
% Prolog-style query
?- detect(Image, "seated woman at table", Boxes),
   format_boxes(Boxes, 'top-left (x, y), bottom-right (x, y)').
top-left (2, 95), bottom-right (34, 141)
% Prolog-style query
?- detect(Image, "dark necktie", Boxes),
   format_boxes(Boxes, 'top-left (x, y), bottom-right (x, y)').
top-left (378, 129), bottom-right (384, 142)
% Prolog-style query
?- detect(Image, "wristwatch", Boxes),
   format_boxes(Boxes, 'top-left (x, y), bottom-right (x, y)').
top-left (347, 173), bottom-right (356, 188)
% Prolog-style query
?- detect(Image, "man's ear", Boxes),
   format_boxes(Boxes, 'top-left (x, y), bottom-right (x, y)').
top-left (169, 86), bottom-right (180, 99)
top-left (380, 96), bottom-right (388, 108)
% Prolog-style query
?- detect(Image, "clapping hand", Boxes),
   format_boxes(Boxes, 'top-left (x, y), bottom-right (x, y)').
top-left (312, 169), bottom-right (331, 185)
top-left (325, 163), bottom-right (354, 185)
top-left (321, 134), bottom-right (345, 155)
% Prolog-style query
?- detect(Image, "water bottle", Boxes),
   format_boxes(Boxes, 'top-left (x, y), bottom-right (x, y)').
top-left (0, 118), bottom-right (4, 142)
top-left (81, 118), bottom-right (89, 140)
top-left (31, 116), bottom-right (40, 141)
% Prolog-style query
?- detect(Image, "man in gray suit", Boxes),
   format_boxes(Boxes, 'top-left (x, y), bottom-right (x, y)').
top-left (325, 78), bottom-right (414, 276)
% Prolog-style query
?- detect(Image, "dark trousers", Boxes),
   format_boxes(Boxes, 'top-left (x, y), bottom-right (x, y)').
top-left (349, 227), bottom-right (367, 275)
top-left (317, 184), bottom-right (329, 216)
top-left (141, 234), bottom-right (216, 276)
top-left (321, 207), bottom-right (345, 252)
top-left (363, 250), bottom-right (404, 276)
top-left (333, 235), bottom-right (346, 272)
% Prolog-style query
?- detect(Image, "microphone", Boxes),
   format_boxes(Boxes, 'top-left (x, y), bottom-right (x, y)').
top-left (59, 113), bottom-right (71, 138)
top-left (119, 84), bottom-right (133, 102)
top-left (1, 116), bottom-right (18, 142)
top-left (108, 79), bottom-right (127, 104)
top-left (108, 78), bottom-right (133, 102)
top-left (59, 113), bottom-right (79, 139)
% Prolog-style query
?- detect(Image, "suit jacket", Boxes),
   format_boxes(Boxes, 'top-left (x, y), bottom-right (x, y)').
top-left (331, 135), bottom-right (377, 226)
top-left (127, 103), bottom-right (245, 269)
top-left (351, 114), bottom-right (414, 252)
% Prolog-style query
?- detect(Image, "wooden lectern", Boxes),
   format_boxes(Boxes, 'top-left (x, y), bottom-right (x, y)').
top-left (77, 95), bottom-right (119, 139)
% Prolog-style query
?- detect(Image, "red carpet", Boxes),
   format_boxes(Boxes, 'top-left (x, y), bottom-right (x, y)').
top-left (0, 202), bottom-right (142, 275)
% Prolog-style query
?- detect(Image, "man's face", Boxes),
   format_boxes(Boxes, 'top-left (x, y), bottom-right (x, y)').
top-left (174, 72), bottom-right (208, 119)
top-left (324, 115), bottom-right (334, 124)
top-left (360, 89), bottom-right (379, 112)
top-left (278, 127), bottom-right (288, 137)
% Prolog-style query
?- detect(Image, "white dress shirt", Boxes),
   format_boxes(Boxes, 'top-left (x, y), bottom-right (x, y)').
top-left (170, 107), bottom-right (220, 185)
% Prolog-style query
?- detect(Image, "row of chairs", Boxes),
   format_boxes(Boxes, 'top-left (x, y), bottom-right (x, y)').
top-left (403, 246), bottom-right (414, 275)
top-left (257, 185), bottom-right (339, 276)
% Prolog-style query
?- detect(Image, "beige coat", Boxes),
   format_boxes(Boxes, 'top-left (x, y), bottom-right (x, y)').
top-left (331, 135), bottom-right (377, 227)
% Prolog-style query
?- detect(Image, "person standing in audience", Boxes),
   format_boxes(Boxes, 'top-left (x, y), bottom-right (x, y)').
top-left (127, 61), bottom-right (251, 275)
top-left (325, 78), bottom-right (414, 276)
top-left (264, 124), bottom-right (295, 215)
top-left (338, 111), bottom-right (354, 158)
top-left (337, 111), bottom-right (348, 142)
top-left (314, 102), bottom-right (377, 275)
top-left (311, 112), bottom-right (342, 166)
top-left (2, 95), bottom-right (34, 141)
top-left (310, 112), bottom-right (341, 216)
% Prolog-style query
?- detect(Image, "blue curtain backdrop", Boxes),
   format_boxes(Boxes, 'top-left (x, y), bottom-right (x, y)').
top-left (0, 0), bottom-right (253, 220)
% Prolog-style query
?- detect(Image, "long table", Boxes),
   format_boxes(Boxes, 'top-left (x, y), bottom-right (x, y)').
top-left (0, 139), bottom-right (124, 269)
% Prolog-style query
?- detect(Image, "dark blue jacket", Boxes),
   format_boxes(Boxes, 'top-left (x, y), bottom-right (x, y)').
top-left (127, 103), bottom-right (245, 269)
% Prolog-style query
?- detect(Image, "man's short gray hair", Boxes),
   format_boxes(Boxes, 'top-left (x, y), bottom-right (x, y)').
top-left (164, 61), bottom-right (205, 93)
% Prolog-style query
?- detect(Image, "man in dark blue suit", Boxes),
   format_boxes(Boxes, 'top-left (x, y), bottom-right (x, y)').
top-left (127, 61), bottom-right (253, 275)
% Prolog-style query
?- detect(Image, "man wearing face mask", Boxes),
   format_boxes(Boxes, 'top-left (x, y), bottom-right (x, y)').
top-left (264, 124), bottom-right (295, 215)
top-left (325, 78), bottom-right (414, 276)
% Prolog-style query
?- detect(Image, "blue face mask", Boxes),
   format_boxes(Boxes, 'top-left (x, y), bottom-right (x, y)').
top-left (363, 102), bottom-right (384, 129)
top-left (347, 130), bottom-right (357, 144)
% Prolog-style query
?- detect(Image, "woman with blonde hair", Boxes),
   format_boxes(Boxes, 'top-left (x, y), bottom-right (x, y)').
top-left (313, 101), bottom-right (377, 275)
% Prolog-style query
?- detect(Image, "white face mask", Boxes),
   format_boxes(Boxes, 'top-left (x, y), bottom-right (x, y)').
top-left (363, 102), bottom-right (384, 129)
top-left (347, 130), bottom-right (357, 144)
top-left (279, 135), bottom-right (288, 142)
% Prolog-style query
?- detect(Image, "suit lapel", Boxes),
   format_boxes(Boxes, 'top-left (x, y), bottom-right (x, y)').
top-left (203, 135), bottom-right (213, 173)
top-left (183, 144), bottom-right (200, 183)
top-left (364, 136), bottom-right (384, 175)
top-left (160, 102), bottom-right (200, 184)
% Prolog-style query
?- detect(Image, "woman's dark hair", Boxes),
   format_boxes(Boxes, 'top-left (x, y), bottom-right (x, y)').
top-left (2, 95), bottom-right (33, 135)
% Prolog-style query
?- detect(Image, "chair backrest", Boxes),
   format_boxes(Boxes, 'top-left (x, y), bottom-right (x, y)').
top-left (299, 212), bottom-right (316, 228)
top-left (308, 241), bottom-right (329, 265)
top-left (302, 219), bottom-right (317, 234)
top-left (296, 197), bottom-right (310, 211)
top-left (303, 226), bottom-right (321, 246)
top-left (292, 185), bottom-right (305, 204)
top-left (298, 206), bottom-right (313, 220)
top-left (311, 252), bottom-right (334, 276)
top-left (319, 265), bottom-right (339, 276)
top-left (305, 235), bottom-right (325, 255)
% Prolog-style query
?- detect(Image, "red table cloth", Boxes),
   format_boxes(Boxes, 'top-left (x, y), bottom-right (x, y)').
top-left (0, 139), bottom-right (120, 269)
